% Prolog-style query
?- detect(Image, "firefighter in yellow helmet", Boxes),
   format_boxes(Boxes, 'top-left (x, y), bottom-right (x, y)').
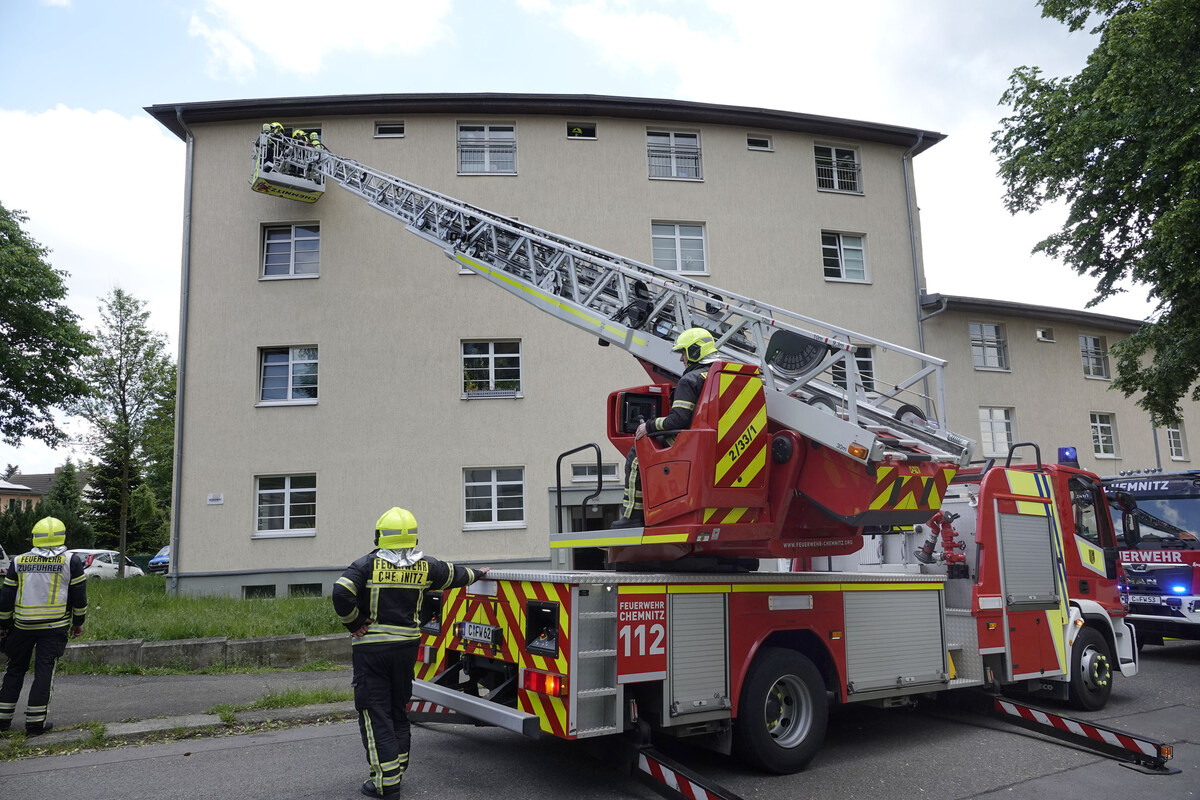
top-left (0, 517), bottom-right (87, 735)
top-left (332, 508), bottom-right (489, 798)
top-left (308, 130), bottom-right (323, 150)
top-left (611, 327), bottom-right (719, 528)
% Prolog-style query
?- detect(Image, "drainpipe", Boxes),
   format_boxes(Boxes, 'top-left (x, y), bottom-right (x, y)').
top-left (901, 133), bottom-right (930, 416)
top-left (167, 107), bottom-right (195, 596)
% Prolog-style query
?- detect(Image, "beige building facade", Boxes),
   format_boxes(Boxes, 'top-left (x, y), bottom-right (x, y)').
top-left (147, 94), bottom-right (1191, 597)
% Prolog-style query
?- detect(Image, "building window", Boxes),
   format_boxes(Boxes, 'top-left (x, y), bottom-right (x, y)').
top-left (259, 346), bottom-right (318, 403)
top-left (814, 145), bottom-right (861, 193)
top-left (1036, 327), bottom-right (1055, 342)
top-left (831, 346), bottom-right (875, 392)
top-left (288, 583), bottom-right (323, 597)
top-left (1080, 335), bottom-right (1110, 379)
top-left (567, 123), bottom-right (596, 139)
top-left (243, 584), bottom-right (277, 599)
top-left (1090, 412), bottom-right (1119, 457)
top-left (462, 340), bottom-right (522, 398)
top-left (747, 134), bottom-right (773, 151)
top-left (374, 122), bottom-right (405, 138)
top-left (647, 130), bottom-right (701, 180)
top-left (821, 232), bottom-right (866, 281)
top-left (464, 468), bottom-right (525, 528)
top-left (262, 224), bottom-right (320, 278)
top-left (255, 474), bottom-right (316, 536)
top-left (979, 407), bottom-right (1015, 458)
top-left (1167, 424), bottom-right (1188, 461)
top-left (970, 323), bottom-right (1009, 370)
top-left (458, 123), bottom-right (516, 174)
top-left (572, 463), bottom-right (619, 483)
top-left (652, 222), bottom-right (707, 273)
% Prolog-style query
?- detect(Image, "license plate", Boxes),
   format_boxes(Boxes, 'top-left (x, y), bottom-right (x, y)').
top-left (1129, 595), bottom-right (1160, 605)
top-left (460, 621), bottom-right (501, 645)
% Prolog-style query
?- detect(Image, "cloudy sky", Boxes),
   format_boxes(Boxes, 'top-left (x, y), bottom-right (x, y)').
top-left (1, 0), bottom-right (1155, 474)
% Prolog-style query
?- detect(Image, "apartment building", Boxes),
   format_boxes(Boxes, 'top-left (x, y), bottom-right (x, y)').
top-left (920, 294), bottom-right (1197, 476)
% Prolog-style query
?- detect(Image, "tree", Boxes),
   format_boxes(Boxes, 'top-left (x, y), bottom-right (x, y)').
top-left (72, 289), bottom-right (173, 572)
top-left (0, 203), bottom-right (94, 446)
top-left (991, 0), bottom-right (1200, 424)
top-left (47, 459), bottom-right (84, 514)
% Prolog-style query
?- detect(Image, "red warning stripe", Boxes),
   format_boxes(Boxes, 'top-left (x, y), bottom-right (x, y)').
top-left (994, 700), bottom-right (1160, 756)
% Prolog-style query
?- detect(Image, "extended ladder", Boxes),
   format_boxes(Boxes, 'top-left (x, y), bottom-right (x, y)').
top-left (250, 133), bottom-right (974, 467)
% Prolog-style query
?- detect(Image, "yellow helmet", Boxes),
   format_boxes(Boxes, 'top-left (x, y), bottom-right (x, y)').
top-left (32, 516), bottom-right (66, 548)
top-left (672, 328), bottom-right (717, 363)
top-left (375, 507), bottom-right (418, 550)
top-left (292, 128), bottom-right (307, 139)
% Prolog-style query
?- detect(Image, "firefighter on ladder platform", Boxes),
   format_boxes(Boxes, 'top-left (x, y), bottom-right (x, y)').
top-left (332, 507), bottom-right (490, 798)
top-left (612, 327), bottom-right (719, 528)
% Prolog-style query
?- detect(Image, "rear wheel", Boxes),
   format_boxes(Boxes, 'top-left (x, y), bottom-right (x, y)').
top-left (1068, 626), bottom-right (1113, 711)
top-left (732, 647), bottom-right (828, 774)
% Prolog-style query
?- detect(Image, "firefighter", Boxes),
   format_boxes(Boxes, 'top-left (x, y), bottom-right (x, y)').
top-left (0, 517), bottom-right (87, 735)
top-left (611, 327), bottom-right (719, 528)
top-left (308, 130), bottom-right (323, 149)
top-left (332, 507), bottom-right (490, 798)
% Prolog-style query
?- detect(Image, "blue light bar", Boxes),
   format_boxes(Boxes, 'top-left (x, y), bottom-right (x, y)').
top-left (1058, 446), bottom-right (1079, 467)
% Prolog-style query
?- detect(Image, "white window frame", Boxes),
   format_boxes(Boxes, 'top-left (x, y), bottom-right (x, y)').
top-left (254, 474), bottom-right (316, 538)
top-left (979, 407), bottom-right (1016, 458)
top-left (647, 130), bottom-right (702, 180)
top-left (814, 144), bottom-right (862, 194)
top-left (1090, 412), bottom-right (1119, 458)
top-left (463, 467), bottom-right (526, 530)
top-left (970, 322), bottom-right (1010, 371)
top-left (257, 346), bottom-right (318, 405)
top-left (261, 224), bottom-right (320, 279)
top-left (652, 222), bottom-right (708, 274)
top-left (572, 463), bottom-right (619, 483)
top-left (831, 346), bottom-right (875, 393)
top-left (821, 232), bottom-right (867, 282)
top-left (1080, 334), bottom-right (1111, 379)
top-left (747, 134), bottom-right (773, 151)
top-left (374, 121), bottom-right (405, 138)
top-left (1167, 424), bottom-right (1189, 461)
top-left (457, 123), bottom-right (516, 174)
top-left (461, 340), bottom-right (522, 399)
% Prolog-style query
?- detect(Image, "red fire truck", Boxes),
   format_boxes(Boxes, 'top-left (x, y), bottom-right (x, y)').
top-left (247, 130), bottom-right (1150, 778)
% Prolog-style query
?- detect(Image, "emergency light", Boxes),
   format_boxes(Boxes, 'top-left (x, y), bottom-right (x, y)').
top-left (1057, 446), bottom-right (1079, 467)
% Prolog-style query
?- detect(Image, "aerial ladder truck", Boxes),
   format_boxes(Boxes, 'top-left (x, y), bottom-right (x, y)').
top-left (248, 131), bottom-right (1164, 787)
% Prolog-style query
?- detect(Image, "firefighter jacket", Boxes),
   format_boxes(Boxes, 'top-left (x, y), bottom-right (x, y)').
top-left (0, 548), bottom-right (87, 633)
top-left (648, 358), bottom-right (713, 434)
top-left (333, 550), bottom-right (480, 647)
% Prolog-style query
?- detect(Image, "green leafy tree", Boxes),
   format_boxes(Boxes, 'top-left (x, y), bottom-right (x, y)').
top-left (72, 289), bottom-right (174, 571)
top-left (992, 0), bottom-right (1200, 424)
top-left (0, 498), bottom-right (94, 558)
top-left (2, 464), bottom-right (17, 481)
top-left (47, 459), bottom-right (84, 514)
top-left (142, 361), bottom-right (176, 510)
top-left (0, 203), bottom-right (94, 446)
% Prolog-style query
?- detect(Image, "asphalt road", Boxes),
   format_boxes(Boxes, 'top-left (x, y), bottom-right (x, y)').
top-left (1, 641), bottom-right (1197, 800)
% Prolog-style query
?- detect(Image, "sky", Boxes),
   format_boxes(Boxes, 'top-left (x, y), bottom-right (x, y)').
top-left (0, 0), bottom-right (1157, 475)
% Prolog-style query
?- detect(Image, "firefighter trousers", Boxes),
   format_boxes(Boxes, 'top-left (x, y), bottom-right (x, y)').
top-left (620, 446), bottom-right (644, 520)
top-left (0, 627), bottom-right (68, 731)
top-left (352, 641), bottom-right (418, 794)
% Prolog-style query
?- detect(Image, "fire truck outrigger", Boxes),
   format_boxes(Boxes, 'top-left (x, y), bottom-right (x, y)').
top-left (248, 129), bottom-right (1164, 781)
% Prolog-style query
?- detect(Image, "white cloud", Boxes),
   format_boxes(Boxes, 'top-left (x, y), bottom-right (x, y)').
top-left (190, 0), bottom-right (456, 77)
top-left (0, 106), bottom-right (184, 474)
top-left (189, 16), bottom-right (256, 81)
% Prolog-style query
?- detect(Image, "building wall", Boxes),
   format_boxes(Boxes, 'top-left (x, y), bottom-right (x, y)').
top-left (174, 107), bottom-right (929, 595)
top-left (922, 307), bottom-right (1199, 476)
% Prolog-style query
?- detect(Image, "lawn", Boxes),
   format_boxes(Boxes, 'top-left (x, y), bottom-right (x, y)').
top-left (78, 575), bottom-right (345, 642)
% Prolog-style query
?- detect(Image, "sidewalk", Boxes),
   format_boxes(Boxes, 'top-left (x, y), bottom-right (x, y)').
top-left (0, 669), bottom-right (356, 752)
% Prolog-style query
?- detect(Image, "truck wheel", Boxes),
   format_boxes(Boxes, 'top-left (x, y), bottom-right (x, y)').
top-left (733, 647), bottom-right (828, 774)
top-left (1068, 626), bottom-right (1113, 711)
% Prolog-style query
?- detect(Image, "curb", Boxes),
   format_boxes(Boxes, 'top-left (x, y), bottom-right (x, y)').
top-left (0, 701), bottom-right (356, 753)
top-left (0, 634), bottom-right (352, 671)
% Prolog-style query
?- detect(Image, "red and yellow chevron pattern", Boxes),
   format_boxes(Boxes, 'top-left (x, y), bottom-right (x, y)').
top-left (714, 363), bottom-right (767, 489)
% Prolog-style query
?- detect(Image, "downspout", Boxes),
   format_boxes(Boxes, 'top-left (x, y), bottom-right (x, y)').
top-left (901, 133), bottom-right (930, 417)
top-left (167, 107), bottom-right (195, 596)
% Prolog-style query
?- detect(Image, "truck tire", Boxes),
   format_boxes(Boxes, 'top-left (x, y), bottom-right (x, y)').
top-left (733, 647), bottom-right (828, 774)
top-left (1068, 626), bottom-right (1113, 711)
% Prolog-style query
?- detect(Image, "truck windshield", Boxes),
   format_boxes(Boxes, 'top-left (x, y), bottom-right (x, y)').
top-left (1104, 475), bottom-right (1200, 549)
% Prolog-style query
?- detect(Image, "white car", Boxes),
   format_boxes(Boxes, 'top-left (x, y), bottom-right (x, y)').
top-left (68, 549), bottom-right (145, 578)
top-left (0, 543), bottom-right (9, 574)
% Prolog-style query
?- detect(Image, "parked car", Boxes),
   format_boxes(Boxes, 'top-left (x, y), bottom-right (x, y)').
top-left (148, 545), bottom-right (170, 574)
top-left (0, 542), bottom-right (9, 574)
top-left (68, 549), bottom-right (145, 578)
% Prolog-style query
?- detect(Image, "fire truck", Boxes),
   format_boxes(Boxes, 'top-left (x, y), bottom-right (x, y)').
top-left (1103, 470), bottom-right (1200, 647)
top-left (247, 130), bottom-right (1155, 779)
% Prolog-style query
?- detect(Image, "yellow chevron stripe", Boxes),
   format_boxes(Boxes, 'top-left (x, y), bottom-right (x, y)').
top-left (717, 374), bottom-right (761, 440)
top-left (715, 405), bottom-right (768, 485)
top-left (1006, 470), bottom-right (1049, 515)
